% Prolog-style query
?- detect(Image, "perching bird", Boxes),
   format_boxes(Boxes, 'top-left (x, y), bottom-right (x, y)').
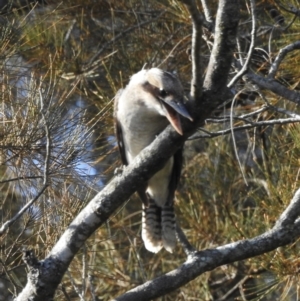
top-left (114, 68), bottom-right (193, 253)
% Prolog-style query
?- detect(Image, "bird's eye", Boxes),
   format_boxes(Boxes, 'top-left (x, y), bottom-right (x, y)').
top-left (159, 89), bottom-right (168, 97)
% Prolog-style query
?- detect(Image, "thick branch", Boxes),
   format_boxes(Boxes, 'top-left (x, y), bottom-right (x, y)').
top-left (203, 0), bottom-right (239, 94)
top-left (16, 124), bottom-right (193, 301)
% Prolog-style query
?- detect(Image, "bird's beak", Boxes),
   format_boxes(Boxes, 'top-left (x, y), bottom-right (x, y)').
top-left (161, 100), bottom-right (193, 135)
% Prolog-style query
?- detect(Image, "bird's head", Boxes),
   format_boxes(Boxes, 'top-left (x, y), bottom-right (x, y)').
top-left (130, 68), bottom-right (193, 135)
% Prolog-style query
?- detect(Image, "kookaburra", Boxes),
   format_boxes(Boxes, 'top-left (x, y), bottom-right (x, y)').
top-left (114, 68), bottom-right (192, 253)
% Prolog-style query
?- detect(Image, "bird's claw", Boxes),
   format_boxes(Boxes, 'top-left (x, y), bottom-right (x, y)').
top-left (114, 166), bottom-right (124, 176)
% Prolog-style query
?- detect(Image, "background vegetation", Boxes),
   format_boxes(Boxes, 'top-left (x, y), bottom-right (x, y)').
top-left (1, 0), bottom-right (300, 300)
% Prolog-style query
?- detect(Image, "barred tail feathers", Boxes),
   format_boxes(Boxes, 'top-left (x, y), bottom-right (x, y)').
top-left (142, 200), bottom-right (176, 253)
top-left (161, 205), bottom-right (176, 253)
top-left (142, 200), bottom-right (163, 253)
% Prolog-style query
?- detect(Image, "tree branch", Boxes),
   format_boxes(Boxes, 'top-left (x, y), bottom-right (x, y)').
top-left (268, 41), bottom-right (300, 78)
top-left (200, 0), bottom-right (213, 24)
top-left (203, 0), bottom-right (239, 93)
top-left (176, 223), bottom-right (197, 256)
top-left (245, 72), bottom-right (300, 104)
top-left (0, 184), bottom-right (48, 236)
top-left (228, 0), bottom-right (257, 88)
top-left (190, 116), bottom-right (300, 139)
top-left (180, 0), bottom-right (203, 100)
top-left (16, 126), bottom-right (192, 301)
top-left (114, 189), bottom-right (300, 301)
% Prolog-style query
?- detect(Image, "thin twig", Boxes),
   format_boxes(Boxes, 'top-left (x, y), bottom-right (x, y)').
top-left (157, 34), bottom-right (190, 68)
top-left (268, 25), bottom-right (276, 60)
top-left (0, 258), bottom-right (20, 296)
top-left (228, 0), bottom-right (256, 88)
top-left (176, 223), bottom-right (196, 256)
top-left (189, 116), bottom-right (300, 139)
top-left (4, 221), bottom-right (31, 264)
top-left (0, 176), bottom-right (43, 184)
top-left (82, 244), bottom-right (87, 297)
top-left (88, 274), bottom-right (97, 301)
top-left (236, 36), bottom-right (245, 66)
top-left (207, 115), bottom-right (256, 125)
top-left (207, 103), bottom-right (300, 122)
top-left (38, 88), bottom-right (51, 186)
top-left (230, 93), bottom-right (248, 185)
top-left (215, 275), bottom-right (250, 301)
top-left (122, 225), bottom-right (147, 282)
top-left (66, 270), bottom-right (85, 301)
top-left (200, 0), bottom-right (213, 23)
top-left (0, 184), bottom-right (48, 236)
top-left (63, 19), bottom-right (76, 43)
top-left (61, 285), bottom-right (72, 301)
top-left (180, 0), bottom-right (203, 99)
top-left (274, 0), bottom-right (300, 16)
top-left (268, 41), bottom-right (300, 78)
top-left (267, 104), bottom-right (300, 118)
top-left (282, 14), bottom-right (297, 31)
top-left (211, 106), bottom-right (268, 120)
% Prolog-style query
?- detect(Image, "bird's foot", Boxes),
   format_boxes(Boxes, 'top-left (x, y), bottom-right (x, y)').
top-left (114, 166), bottom-right (124, 176)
